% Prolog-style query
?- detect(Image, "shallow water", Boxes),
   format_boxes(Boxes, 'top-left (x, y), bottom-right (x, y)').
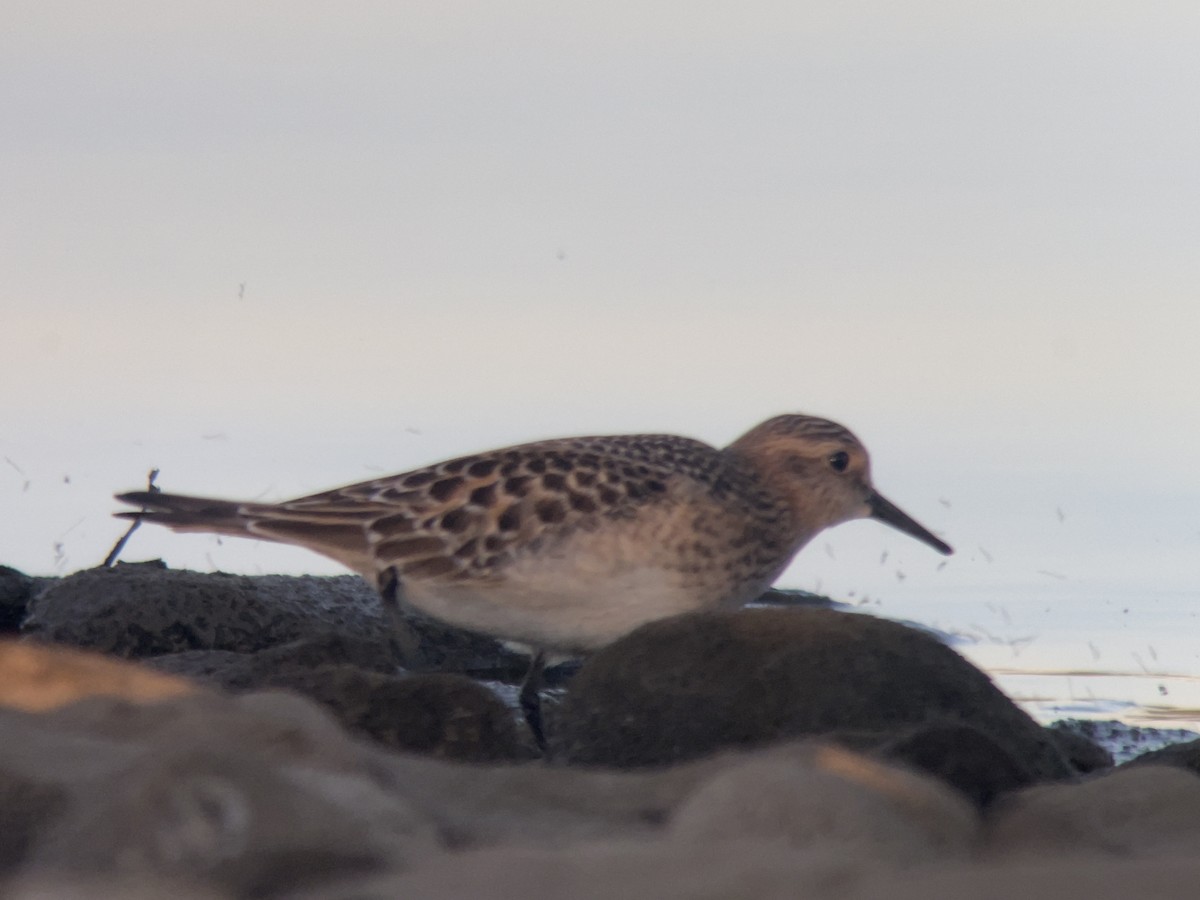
top-left (839, 584), bottom-right (1200, 735)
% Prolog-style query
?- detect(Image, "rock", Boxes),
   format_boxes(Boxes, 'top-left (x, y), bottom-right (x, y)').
top-left (1051, 719), bottom-right (1197, 765)
top-left (258, 666), bottom-right (525, 761)
top-left (0, 770), bottom-right (68, 871)
top-left (140, 632), bottom-right (526, 761)
top-left (21, 564), bottom-right (544, 683)
top-left (6, 670), bottom-right (1200, 899)
top-left (1045, 723), bottom-right (1114, 773)
top-left (0, 691), bottom-right (441, 893)
top-left (315, 838), bottom-right (872, 900)
top-left (143, 634), bottom-right (399, 690)
top-left (860, 858), bottom-right (1200, 900)
top-left (315, 852), bottom-right (1200, 900)
top-left (22, 564), bottom-right (393, 658)
top-left (876, 722), bottom-right (1039, 808)
top-left (988, 765), bottom-right (1200, 858)
top-left (0, 640), bottom-right (202, 713)
top-left (29, 742), bottom-right (435, 895)
top-left (0, 686), bottom-right (683, 866)
top-left (0, 873), bottom-right (230, 899)
top-left (391, 606), bottom-right (531, 679)
top-left (550, 608), bottom-right (1071, 786)
top-left (1123, 736), bottom-right (1200, 773)
top-left (667, 743), bottom-right (978, 863)
top-left (0, 566), bottom-right (36, 632)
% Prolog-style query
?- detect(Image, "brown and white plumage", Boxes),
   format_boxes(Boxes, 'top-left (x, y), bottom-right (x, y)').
top-left (115, 414), bottom-right (951, 654)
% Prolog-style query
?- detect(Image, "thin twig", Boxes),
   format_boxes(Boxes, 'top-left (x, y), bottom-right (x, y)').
top-left (103, 468), bottom-right (160, 567)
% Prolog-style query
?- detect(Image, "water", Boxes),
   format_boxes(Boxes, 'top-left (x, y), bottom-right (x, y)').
top-left (835, 584), bottom-right (1200, 735)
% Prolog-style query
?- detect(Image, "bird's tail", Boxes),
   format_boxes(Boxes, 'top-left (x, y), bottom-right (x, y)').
top-left (115, 491), bottom-right (259, 538)
top-left (114, 490), bottom-right (377, 576)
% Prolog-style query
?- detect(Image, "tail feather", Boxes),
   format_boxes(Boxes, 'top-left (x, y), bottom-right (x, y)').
top-left (113, 490), bottom-right (376, 576)
top-left (115, 491), bottom-right (255, 536)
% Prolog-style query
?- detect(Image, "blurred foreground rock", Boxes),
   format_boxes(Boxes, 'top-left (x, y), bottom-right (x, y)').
top-left (0, 646), bottom-right (1196, 898)
top-left (4, 563), bottom-right (1200, 897)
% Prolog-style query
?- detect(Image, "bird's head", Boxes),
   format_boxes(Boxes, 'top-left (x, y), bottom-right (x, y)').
top-left (726, 414), bottom-right (952, 555)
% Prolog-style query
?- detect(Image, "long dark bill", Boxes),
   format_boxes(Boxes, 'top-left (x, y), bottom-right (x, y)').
top-left (867, 492), bottom-right (953, 555)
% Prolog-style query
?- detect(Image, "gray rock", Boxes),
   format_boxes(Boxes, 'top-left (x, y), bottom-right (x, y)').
top-left (0, 690), bottom-right (441, 893)
top-left (987, 765), bottom-right (1200, 858)
top-left (311, 854), bottom-right (1200, 900)
top-left (34, 743), bottom-right (438, 894)
top-left (665, 743), bottom-right (978, 862)
top-left (22, 563), bottom-right (392, 657)
top-left (22, 563), bottom-right (542, 682)
top-left (0, 873), bottom-right (229, 899)
top-left (299, 838), bottom-right (873, 900)
top-left (6, 650), bottom-right (1200, 899)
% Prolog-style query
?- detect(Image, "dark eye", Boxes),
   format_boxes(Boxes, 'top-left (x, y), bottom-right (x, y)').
top-left (827, 451), bottom-right (850, 473)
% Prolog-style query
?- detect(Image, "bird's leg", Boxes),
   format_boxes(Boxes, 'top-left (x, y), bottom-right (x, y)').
top-left (378, 566), bottom-right (426, 671)
top-left (519, 650), bottom-right (548, 752)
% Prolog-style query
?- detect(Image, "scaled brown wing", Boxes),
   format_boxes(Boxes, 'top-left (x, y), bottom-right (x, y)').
top-left (270, 435), bottom-right (715, 581)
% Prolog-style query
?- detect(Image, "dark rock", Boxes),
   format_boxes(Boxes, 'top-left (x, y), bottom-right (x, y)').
top-left (390, 606), bottom-right (528, 679)
top-left (143, 633), bottom-right (400, 691)
top-left (260, 666), bottom-right (525, 762)
top-left (143, 634), bottom-right (525, 760)
top-left (551, 608), bottom-right (1072, 785)
top-left (143, 649), bottom-right (276, 688)
top-left (1046, 723), bottom-right (1114, 773)
top-left (1052, 718), bottom-right (1197, 766)
top-left (0, 566), bottom-right (36, 633)
top-left (22, 563), bottom-right (544, 684)
top-left (1123, 737), bottom-right (1200, 773)
top-left (876, 723), bottom-right (1041, 807)
top-left (22, 564), bottom-right (393, 657)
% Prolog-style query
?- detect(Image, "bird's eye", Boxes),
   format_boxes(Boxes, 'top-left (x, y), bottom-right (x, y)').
top-left (828, 451), bottom-right (850, 473)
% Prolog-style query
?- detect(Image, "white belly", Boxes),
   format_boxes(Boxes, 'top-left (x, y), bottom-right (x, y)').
top-left (402, 562), bottom-right (700, 652)
top-left (400, 526), bottom-right (771, 652)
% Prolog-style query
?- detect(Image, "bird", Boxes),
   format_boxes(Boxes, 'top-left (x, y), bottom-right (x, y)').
top-left (115, 414), bottom-right (952, 746)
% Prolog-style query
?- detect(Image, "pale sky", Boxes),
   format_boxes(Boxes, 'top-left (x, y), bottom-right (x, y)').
top-left (3, 3), bottom-right (1198, 618)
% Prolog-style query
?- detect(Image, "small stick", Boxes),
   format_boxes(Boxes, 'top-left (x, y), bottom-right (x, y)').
top-left (103, 468), bottom-right (160, 567)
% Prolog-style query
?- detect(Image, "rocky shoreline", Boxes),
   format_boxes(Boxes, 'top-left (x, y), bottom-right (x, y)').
top-left (3, 561), bottom-right (1200, 898)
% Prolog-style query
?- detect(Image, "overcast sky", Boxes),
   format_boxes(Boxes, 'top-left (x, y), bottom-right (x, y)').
top-left (3, 3), bottom-right (1198, 612)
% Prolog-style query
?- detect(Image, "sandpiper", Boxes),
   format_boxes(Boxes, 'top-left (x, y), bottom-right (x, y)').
top-left (116, 414), bottom-right (951, 745)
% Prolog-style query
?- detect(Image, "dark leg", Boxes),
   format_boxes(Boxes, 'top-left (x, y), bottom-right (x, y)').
top-left (519, 651), bottom-right (548, 752)
top-left (378, 566), bottom-right (425, 670)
